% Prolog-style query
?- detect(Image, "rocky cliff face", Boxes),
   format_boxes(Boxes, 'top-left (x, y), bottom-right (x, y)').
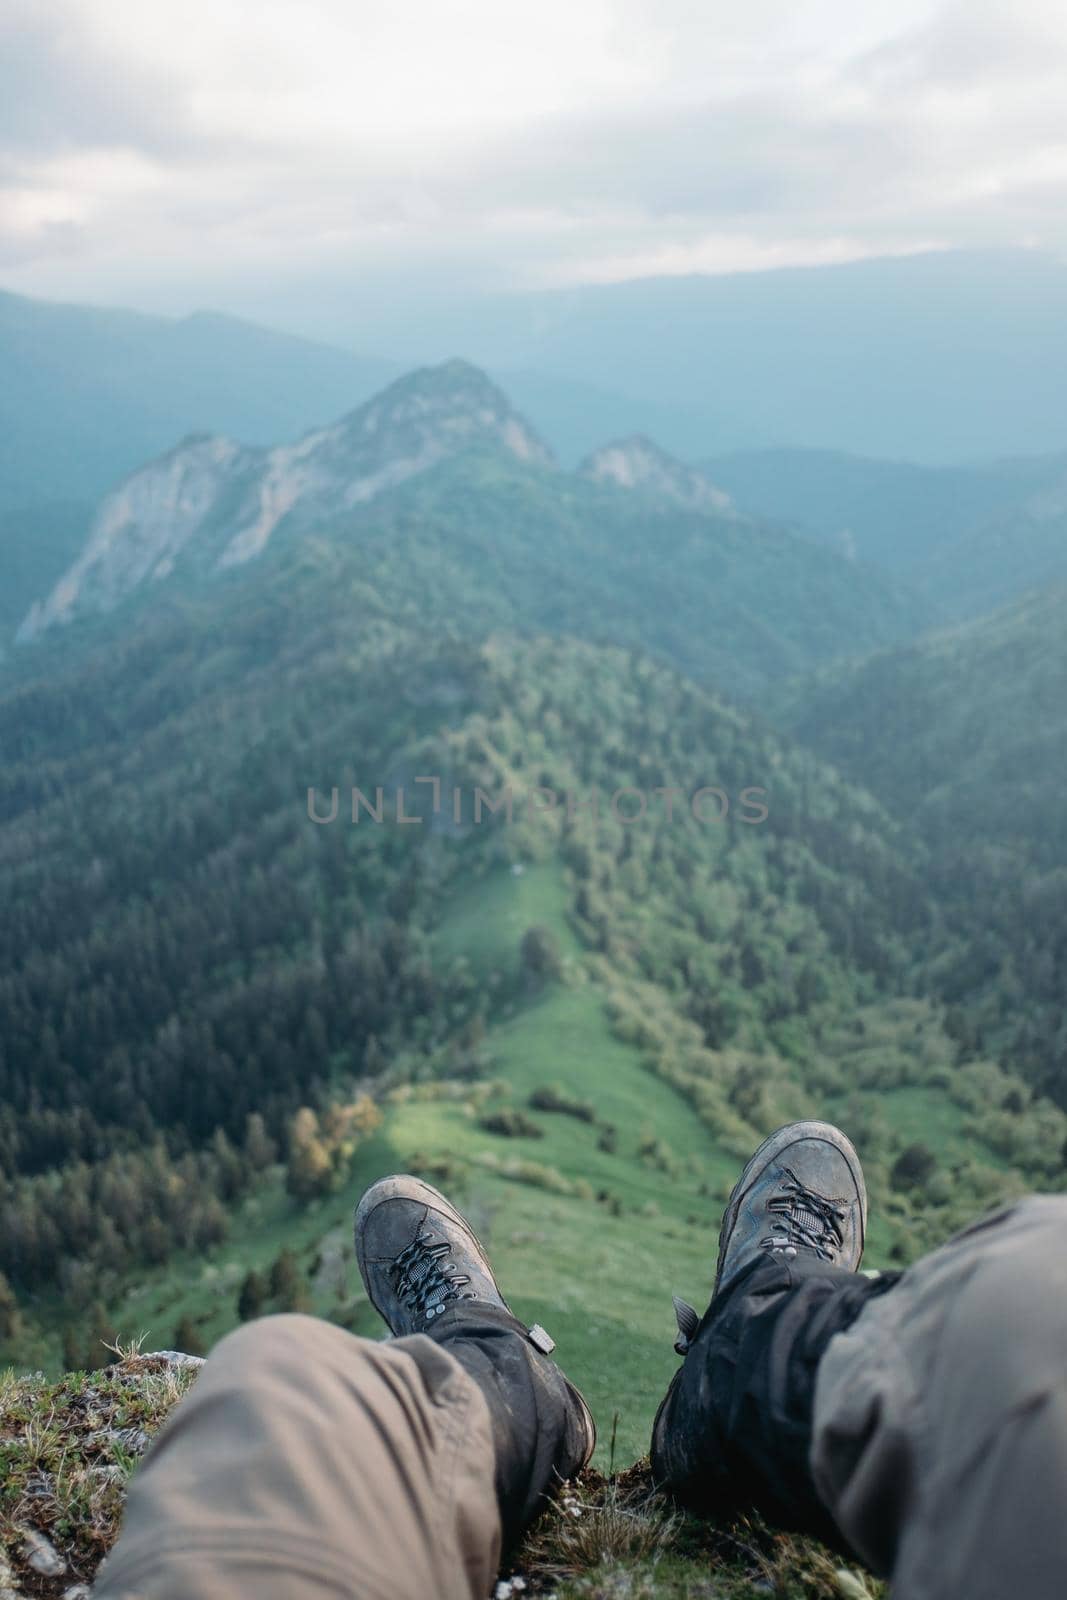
top-left (578, 435), bottom-right (734, 516)
top-left (17, 360), bottom-right (552, 641)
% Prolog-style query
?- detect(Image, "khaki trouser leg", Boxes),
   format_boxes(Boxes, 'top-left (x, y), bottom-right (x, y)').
top-left (811, 1195), bottom-right (1067, 1600)
top-left (94, 1314), bottom-right (502, 1600)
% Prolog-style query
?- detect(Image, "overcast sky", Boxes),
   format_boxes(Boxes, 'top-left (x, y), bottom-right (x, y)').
top-left (1, 0), bottom-right (1066, 341)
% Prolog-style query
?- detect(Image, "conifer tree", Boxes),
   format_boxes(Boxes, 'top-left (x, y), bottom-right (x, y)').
top-left (237, 1268), bottom-right (267, 1322)
top-left (269, 1248), bottom-right (310, 1314)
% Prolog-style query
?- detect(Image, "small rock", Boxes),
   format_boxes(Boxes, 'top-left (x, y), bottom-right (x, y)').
top-left (109, 1426), bottom-right (150, 1455)
top-left (86, 1425), bottom-right (150, 1457)
top-left (834, 1571), bottom-right (872, 1599)
top-left (492, 1578), bottom-right (527, 1599)
top-left (64, 1587), bottom-right (93, 1600)
top-left (140, 1350), bottom-right (206, 1370)
top-left (22, 1528), bottom-right (66, 1576)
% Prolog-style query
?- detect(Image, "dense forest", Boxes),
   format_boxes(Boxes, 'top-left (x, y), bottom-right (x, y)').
top-left (783, 586), bottom-right (1067, 1105)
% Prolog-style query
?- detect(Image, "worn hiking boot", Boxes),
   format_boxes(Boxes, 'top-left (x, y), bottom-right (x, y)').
top-left (651, 1122), bottom-right (873, 1526)
top-left (354, 1173), bottom-right (596, 1498)
top-left (668, 1120), bottom-right (867, 1354)
top-left (355, 1174), bottom-right (511, 1335)
top-left (714, 1120), bottom-right (867, 1291)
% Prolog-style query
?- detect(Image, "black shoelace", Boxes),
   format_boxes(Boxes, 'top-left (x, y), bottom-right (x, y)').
top-left (760, 1166), bottom-right (847, 1262)
top-left (391, 1227), bottom-right (474, 1324)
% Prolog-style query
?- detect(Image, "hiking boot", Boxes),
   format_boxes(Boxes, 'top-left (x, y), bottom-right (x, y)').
top-left (355, 1173), bottom-right (509, 1335)
top-left (668, 1121), bottom-right (868, 1353)
top-left (355, 1173), bottom-right (596, 1523)
top-left (651, 1122), bottom-right (877, 1538)
top-left (714, 1120), bottom-right (867, 1292)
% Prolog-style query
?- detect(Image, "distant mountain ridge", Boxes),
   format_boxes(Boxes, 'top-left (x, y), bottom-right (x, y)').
top-left (698, 447), bottom-right (1067, 571)
top-left (17, 360), bottom-right (551, 640)
top-left (916, 469), bottom-right (1067, 620)
top-left (703, 445), bottom-right (1067, 620)
top-left (0, 289), bottom-right (402, 513)
top-left (351, 249), bottom-right (1067, 463)
top-left (11, 359), bottom-right (925, 701)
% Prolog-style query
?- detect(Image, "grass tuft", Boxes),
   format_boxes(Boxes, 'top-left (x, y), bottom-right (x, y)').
top-left (519, 1467), bottom-right (679, 1582)
top-left (515, 1465), bottom-right (885, 1600)
top-left (0, 1352), bottom-right (198, 1597)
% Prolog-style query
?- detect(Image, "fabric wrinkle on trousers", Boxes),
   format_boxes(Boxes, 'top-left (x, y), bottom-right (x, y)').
top-left (811, 1194), bottom-right (1067, 1600)
top-left (93, 1313), bottom-right (503, 1600)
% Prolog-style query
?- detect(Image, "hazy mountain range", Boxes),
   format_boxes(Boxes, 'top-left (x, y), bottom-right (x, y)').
top-left (14, 359), bottom-right (552, 641)
top-left (10, 360), bottom-right (922, 702)
top-left (334, 249), bottom-right (1067, 462)
top-left (5, 264), bottom-right (1067, 650)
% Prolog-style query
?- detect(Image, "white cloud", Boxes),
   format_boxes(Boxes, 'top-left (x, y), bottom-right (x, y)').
top-left (0, 0), bottom-right (1065, 319)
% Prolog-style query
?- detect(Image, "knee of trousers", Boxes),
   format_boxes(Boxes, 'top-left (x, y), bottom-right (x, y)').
top-left (934, 1203), bottom-right (1067, 1437)
top-left (812, 1195), bottom-right (1067, 1576)
top-left (96, 1314), bottom-right (502, 1600)
top-left (206, 1313), bottom-right (338, 1386)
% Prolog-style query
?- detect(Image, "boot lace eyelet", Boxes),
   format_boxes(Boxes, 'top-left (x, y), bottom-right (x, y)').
top-left (760, 1168), bottom-right (848, 1264)
top-left (391, 1227), bottom-right (473, 1326)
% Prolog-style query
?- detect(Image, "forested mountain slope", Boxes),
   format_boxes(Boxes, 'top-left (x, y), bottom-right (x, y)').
top-left (1, 530), bottom-right (1060, 1402)
top-left (781, 587), bottom-right (1067, 1103)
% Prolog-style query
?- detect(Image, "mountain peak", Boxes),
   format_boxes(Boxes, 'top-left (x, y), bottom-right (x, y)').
top-left (404, 355), bottom-right (497, 392)
top-left (17, 360), bottom-right (554, 641)
top-left (340, 358), bottom-right (553, 466)
top-left (579, 435), bottom-right (733, 515)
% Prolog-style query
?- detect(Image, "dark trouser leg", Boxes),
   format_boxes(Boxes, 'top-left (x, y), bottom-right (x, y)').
top-left (430, 1301), bottom-right (593, 1551)
top-left (651, 1252), bottom-right (897, 1554)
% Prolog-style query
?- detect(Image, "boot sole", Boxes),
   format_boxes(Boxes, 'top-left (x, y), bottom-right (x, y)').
top-left (713, 1120), bottom-right (867, 1294)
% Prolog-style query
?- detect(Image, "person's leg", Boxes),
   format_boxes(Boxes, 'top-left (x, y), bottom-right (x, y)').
top-left (94, 1313), bottom-right (502, 1600)
top-left (651, 1121), bottom-right (879, 1551)
top-left (353, 1174), bottom-right (595, 1549)
top-left (652, 1249), bottom-right (893, 1551)
top-left (811, 1194), bottom-right (1067, 1600)
top-left (97, 1174), bottom-right (594, 1600)
top-left (652, 1123), bottom-right (1067, 1599)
